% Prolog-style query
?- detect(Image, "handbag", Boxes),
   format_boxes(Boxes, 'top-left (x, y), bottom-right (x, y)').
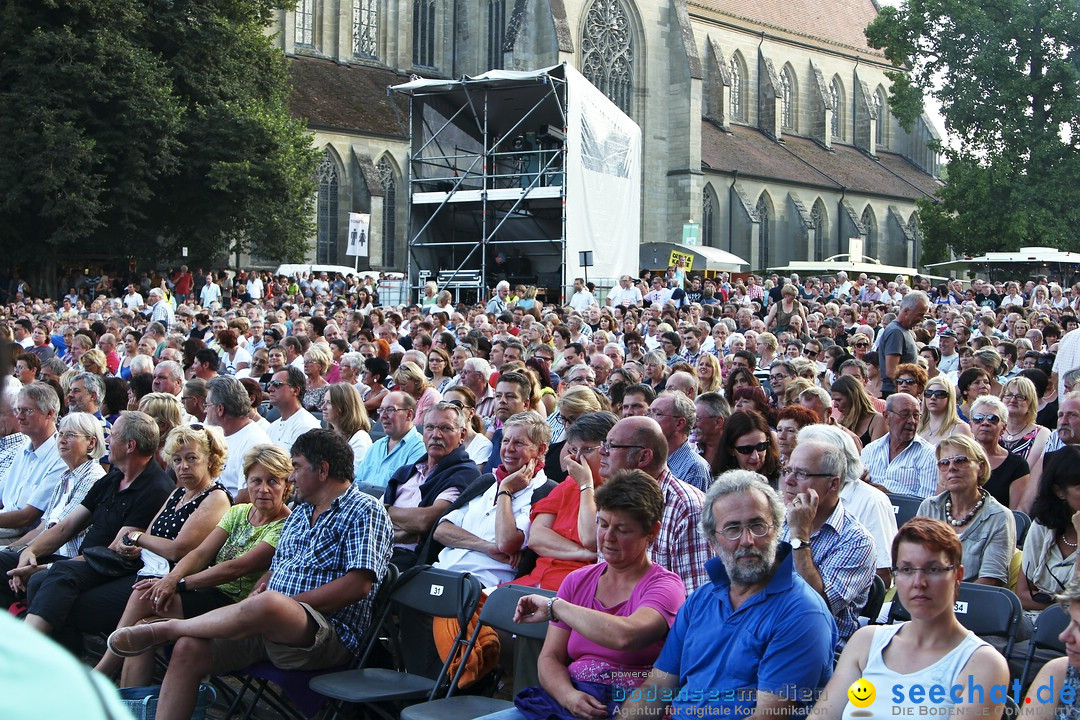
top-left (118, 684), bottom-right (216, 720)
top-left (82, 546), bottom-right (143, 577)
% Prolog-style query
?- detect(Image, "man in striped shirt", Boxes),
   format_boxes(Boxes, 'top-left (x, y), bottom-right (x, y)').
top-left (860, 393), bottom-right (938, 498)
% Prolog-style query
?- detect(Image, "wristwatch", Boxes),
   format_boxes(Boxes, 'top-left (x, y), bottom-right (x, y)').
top-left (789, 538), bottom-right (810, 550)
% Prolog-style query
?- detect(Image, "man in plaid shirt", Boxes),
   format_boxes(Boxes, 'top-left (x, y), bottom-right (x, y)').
top-left (106, 429), bottom-right (393, 720)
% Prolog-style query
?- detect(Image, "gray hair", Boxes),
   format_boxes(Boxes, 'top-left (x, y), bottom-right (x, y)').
top-left (339, 352), bottom-right (365, 371)
top-left (971, 394), bottom-right (1008, 419)
top-left (72, 372), bottom-right (105, 404)
top-left (699, 470), bottom-right (785, 542)
top-left (59, 412), bottom-right (108, 460)
top-left (696, 391), bottom-right (731, 420)
top-left (114, 410), bottom-right (160, 456)
top-left (794, 439), bottom-right (848, 484)
top-left (156, 360), bottom-right (184, 383)
top-left (425, 401), bottom-right (465, 430)
top-left (796, 424), bottom-right (863, 488)
top-left (1, 377), bottom-right (21, 411)
top-left (502, 410), bottom-right (552, 447)
top-left (463, 356), bottom-right (492, 380)
top-left (602, 343), bottom-right (625, 359)
top-left (206, 375), bottom-right (251, 418)
top-left (131, 355), bottom-right (155, 375)
top-left (799, 385), bottom-right (832, 409)
top-left (900, 290), bottom-right (929, 311)
top-left (663, 390), bottom-right (697, 426)
top-left (565, 411), bottom-right (620, 444)
top-left (42, 357), bottom-right (68, 378)
top-left (20, 382), bottom-right (61, 417)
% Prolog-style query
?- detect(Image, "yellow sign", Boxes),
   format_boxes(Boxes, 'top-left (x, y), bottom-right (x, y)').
top-left (668, 250), bottom-right (694, 272)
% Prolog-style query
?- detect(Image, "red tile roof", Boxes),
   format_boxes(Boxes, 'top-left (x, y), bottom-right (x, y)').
top-left (690, 0), bottom-right (885, 56)
top-left (701, 122), bottom-right (942, 201)
top-left (288, 56), bottom-right (409, 138)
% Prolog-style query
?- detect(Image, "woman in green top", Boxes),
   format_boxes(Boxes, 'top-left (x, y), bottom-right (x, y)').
top-left (96, 445), bottom-right (292, 686)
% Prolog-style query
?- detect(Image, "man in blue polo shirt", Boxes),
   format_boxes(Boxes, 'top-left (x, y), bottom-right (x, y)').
top-left (354, 391), bottom-right (425, 491)
top-left (618, 470), bottom-right (836, 718)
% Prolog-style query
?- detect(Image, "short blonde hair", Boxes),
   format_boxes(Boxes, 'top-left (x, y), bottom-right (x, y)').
top-left (936, 434), bottom-right (990, 487)
top-left (1002, 376), bottom-right (1038, 426)
top-left (138, 392), bottom-right (184, 443)
top-left (304, 344), bottom-right (333, 374)
top-left (394, 361), bottom-right (429, 391)
top-left (80, 348), bottom-right (108, 375)
top-left (556, 385), bottom-right (603, 418)
top-left (163, 424), bottom-right (227, 478)
top-left (242, 444), bottom-right (293, 491)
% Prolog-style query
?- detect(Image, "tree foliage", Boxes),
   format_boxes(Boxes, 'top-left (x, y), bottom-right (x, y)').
top-left (0, 0), bottom-right (318, 266)
top-left (866, 0), bottom-right (1080, 256)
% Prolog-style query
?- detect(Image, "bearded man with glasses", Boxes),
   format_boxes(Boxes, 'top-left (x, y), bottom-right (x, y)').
top-left (619, 471), bottom-right (836, 719)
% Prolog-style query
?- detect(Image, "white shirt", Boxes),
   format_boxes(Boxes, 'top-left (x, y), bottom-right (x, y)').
top-left (266, 408), bottom-right (321, 452)
top-left (123, 292), bottom-right (144, 310)
top-left (1054, 329), bottom-right (1080, 403)
top-left (200, 283), bottom-right (221, 307)
top-left (434, 471), bottom-right (548, 587)
top-left (0, 434), bottom-right (66, 517)
top-left (607, 285), bottom-right (643, 307)
top-left (839, 480), bottom-right (898, 571)
top-left (246, 277), bottom-right (264, 299)
top-left (569, 290), bottom-right (598, 313)
top-left (220, 421), bottom-right (272, 497)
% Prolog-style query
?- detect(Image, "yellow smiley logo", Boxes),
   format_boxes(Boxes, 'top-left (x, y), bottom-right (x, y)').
top-left (848, 678), bottom-right (876, 708)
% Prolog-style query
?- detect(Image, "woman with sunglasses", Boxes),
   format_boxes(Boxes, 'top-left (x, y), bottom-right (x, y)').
top-left (916, 435), bottom-right (1016, 586)
top-left (893, 362), bottom-right (927, 400)
top-left (916, 376), bottom-right (972, 449)
top-left (511, 412), bottom-right (619, 591)
top-left (713, 410), bottom-right (780, 485)
top-left (1016, 446), bottom-right (1080, 617)
top-left (814, 517), bottom-right (1008, 719)
top-left (967, 395), bottom-right (1030, 508)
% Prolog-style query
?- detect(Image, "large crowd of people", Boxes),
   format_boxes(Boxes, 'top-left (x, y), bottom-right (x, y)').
top-left (2, 262), bottom-right (1080, 717)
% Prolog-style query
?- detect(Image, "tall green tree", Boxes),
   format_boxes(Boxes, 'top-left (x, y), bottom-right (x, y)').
top-left (866, 0), bottom-right (1079, 260)
top-left (0, 0), bottom-right (317, 274)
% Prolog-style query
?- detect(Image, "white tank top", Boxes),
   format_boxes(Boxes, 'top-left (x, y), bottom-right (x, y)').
top-left (841, 623), bottom-right (988, 719)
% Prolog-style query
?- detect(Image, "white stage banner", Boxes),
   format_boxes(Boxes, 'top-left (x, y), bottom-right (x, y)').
top-left (347, 213), bottom-right (370, 258)
top-left (565, 65), bottom-right (641, 282)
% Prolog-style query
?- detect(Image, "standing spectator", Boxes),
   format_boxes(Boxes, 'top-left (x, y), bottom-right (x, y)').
top-left (878, 291), bottom-right (930, 397)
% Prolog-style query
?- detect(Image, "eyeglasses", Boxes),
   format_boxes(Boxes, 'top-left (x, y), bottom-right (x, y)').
top-left (892, 565), bottom-right (956, 578)
top-left (1002, 393), bottom-right (1024, 401)
top-left (923, 390), bottom-right (949, 400)
top-left (14, 407), bottom-right (37, 417)
top-left (734, 441), bottom-right (771, 455)
top-left (895, 378), bottom-right (919, 387)
top-left (769, 374), bottom-right (789, 382)
top-left (424, 424), bottom-right (459, 434)
top-left (567, 445), bottom-right (601, 457)
top-left (716, 521), bottom-right (773, 541)
top-left (600, 441), bottom-right (645, 453)
top-left (378, 407), bottom-right (408, 419)
top-left (780, 466), bottom-right (835, 482)
top-left (267, 380), bottom-right (287, 389)
top-left (58, 431), bottom-right (90, 441)
top-left (936, 455), bottom-right (972, 469)
top-left (647, 410), bottom-right (676, 419)
top-left (970, 413), bottom-right (1001, 425)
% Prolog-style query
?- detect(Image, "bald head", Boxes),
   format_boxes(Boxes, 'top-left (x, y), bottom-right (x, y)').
top-left (601, 416), bottom-right (668, 479)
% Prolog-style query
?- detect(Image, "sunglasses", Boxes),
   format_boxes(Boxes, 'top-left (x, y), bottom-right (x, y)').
top-left (895, 378), bottom-right (919, 386)
top-left (267, 380), bottom-right (287, 389)
top-left (971, 413), bottom-right (1001, 425)
top-left (734, 441), bottom-right (771, 455)
top-left (854, 342), bottom-right (869, 348)
top-left (923, 390), bottom-right (949, 400)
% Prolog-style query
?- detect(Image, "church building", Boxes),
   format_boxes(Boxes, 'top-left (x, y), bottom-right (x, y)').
top-left (274, 0), bottom-right (942, 273)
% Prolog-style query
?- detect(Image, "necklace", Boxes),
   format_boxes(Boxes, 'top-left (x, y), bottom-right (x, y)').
top-left (1064, 533), bottom-right (1078, 549)
top-left (945, 491), bottom-right (986, 527)
top-left (1003, 423), bottom-right (1033, 441)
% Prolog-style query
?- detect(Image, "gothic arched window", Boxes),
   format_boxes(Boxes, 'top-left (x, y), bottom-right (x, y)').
top-left (811, 201), bottom-right (826, 261)
top-left (488, 0), bottom-right (506, 70)
top-left (581, 0), bottom-right (635, 115)
top-left (352, 0), bottom-right (378, 58)
top-left (874, 87), bottom-right (888, 147)
top-left (413, 0), bottom-right (437, 67)
top-left (780, 66), bottom-right (796, 131)
top-left (377, 157), bottom-right (397, 268)
top-left (861, 205), bottom-right (877, 260)
top-left (756, 195), bottom-right (771, 270)
top-left (296, 0), bottom-right (315, 47)
top-left (729, 54), bottom-right (745, 122)
top-left (702, 188), bottom-right (715, 247)
top-left (830, 77), bottom-right (844, 139)
top-left (316, 152), bottom-right (339, 264)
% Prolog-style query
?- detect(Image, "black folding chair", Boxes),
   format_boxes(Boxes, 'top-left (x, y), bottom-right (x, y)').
top-left (890, 582), bottom-right (1022, 657)
top-left (309, 566), bottom-right (484, 720)
top-left (887, 493), bottom-right (923, 529)
top-left (1019, 604), bottom-right (1068, 688)
top-left (220, 564), bottom-right (400, 720)
top-left (1012, 510), bottom-right (1032, 549)
top-left (399, 585), bottom-right (557, 720)
top-left (861, 575), bottom-right (887, 622)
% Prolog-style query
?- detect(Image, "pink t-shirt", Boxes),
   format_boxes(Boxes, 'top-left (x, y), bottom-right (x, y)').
top-left (554, 562), bottom-right (685, 690)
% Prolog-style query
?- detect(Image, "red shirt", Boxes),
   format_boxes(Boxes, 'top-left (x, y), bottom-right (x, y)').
top-left (510, 478), bottom-right (593, 591)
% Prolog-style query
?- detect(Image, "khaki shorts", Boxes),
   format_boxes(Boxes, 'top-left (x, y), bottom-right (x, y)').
top-left (210, 602), bottom-right (353, 674)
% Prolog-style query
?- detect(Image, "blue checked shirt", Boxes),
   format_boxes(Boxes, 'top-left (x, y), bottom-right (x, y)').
top-left (782, 499), bottom-right (876, 647)
top-left (0, 433), bottom-right (28, 485)
top-left (269, 484), bottom-right (393, 655)
top-left (860, 433), bottom-right (939, 498)
top-left (667, 440), bottom-right (713, 492)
